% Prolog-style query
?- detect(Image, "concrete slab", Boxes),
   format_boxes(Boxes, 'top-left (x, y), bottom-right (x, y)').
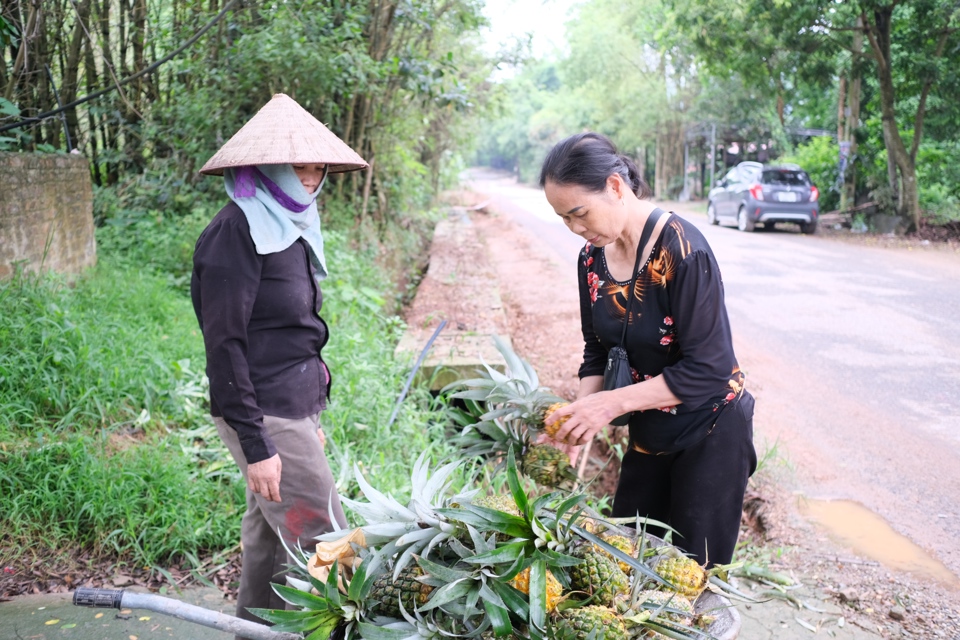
top-left (396, 211), bottom-right (512, 390)
top-left (0, 588), bottom-right (234, 640)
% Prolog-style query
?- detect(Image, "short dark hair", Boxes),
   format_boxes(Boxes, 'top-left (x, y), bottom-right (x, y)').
top-left (539, 132), bottom-right (652, 199)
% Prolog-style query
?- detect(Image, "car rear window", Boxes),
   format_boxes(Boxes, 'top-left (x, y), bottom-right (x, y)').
top-left (762, 169), bottom-right (810, 186)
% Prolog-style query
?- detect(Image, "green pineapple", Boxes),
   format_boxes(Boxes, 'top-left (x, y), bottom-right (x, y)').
top-left (369, 564), bottom-right (435, 618)
top-left (523, 443), bottom-right (579, 487)
top-left (637, 589), bottom-right (695, 624)
top-left (570, 544), bottom-right (630, 607)
top-left (552, 605), bottom-right (628, 640)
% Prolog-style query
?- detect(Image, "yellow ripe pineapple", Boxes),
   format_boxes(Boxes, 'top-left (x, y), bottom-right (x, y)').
top-left (595, 534), bottom-right (638, 574)
top-left (654, 556), bottom-right (708, 598)
top-left (542, 401), bottom-right (570, 438)
top-left (509, 566), bottom-right (563, 612)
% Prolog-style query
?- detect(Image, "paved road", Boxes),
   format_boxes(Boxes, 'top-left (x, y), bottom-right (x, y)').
top-left (466, 168), bottom-right (960, 586)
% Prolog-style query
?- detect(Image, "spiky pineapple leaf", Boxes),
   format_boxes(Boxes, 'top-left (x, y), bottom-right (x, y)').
top-left (505, 447), bottom-right (530, 517)
top-left (536, 548), bottom-right (582, 568)
top-left (416, 556), bottom-right (476, 583)
top-left (436, 506), bottom-right (529, 539)
top-left (442, 377), bottom-right (498, 394)
top-left (461, 524), bottom-right (491, 556)
top-left (553, 493), bottom-right (586, 523)
top-left (634, 620), bottom-right (709, 640)
top-left (483, 599), bottom-right (512, 637)
top-left (419, 578), bottom-right (473, 612)
top-left (324, 559), bottom-right (342, 608)
top-left (527, 558), bottom-right (547, 632)
top-left (245, 609), bottom-right (321, 623)
top-left (487, 549), bottom-right (528, 581)
top-left (347, 552), bottom-right (380, 603)
top-left (304, 623), bottom-right (342, 640)
top-left (271, 582), bottom-right (334, 610)
top-left (488, 579), bottom-right (530, 620)
top-left (463, 541), bottom-right (528, 564)
top-left (356, 621), bottom-right (421, 640)
top-left (353, 465), bottom-right (419, 521)
top-left (247, 607), bottom-right (331, 634)
top-left (266, 615), bottom-right (330, 634)
top-left (478, 582), bottom-right (509, 611)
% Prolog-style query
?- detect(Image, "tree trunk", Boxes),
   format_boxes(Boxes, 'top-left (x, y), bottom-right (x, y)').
top-left (61, 0), bottom-right (91, 152)
top-left (654, 120), bottom-right (683, 200)
top-left (84, 36), bottom-right (102, 186)
top-left (843, 17), bottom-right (863, 210)
top-left (862, 6), bottom-right (920, 230)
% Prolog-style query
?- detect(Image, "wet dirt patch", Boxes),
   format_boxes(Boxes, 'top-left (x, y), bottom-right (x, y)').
top-left (798, 497), bottom-right (960, 589)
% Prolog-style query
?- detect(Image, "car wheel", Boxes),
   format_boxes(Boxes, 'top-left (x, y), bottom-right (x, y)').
top-left (799, 220), bottom-right (818, 234)
top-left (737, 206), bottom-right (755, 232)
top-left (706, 202), bottom-right (719, 225)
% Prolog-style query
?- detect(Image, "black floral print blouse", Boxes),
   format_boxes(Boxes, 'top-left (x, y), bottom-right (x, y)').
top-left (578, 214), bottom-right (745, 454)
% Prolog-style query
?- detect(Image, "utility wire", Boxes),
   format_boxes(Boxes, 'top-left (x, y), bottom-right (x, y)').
top-left (0, 0), bottom-right (240, 134)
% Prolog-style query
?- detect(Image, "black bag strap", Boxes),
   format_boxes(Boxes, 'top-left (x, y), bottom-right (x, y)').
top-left (617, 208), bottom-right (669, 347)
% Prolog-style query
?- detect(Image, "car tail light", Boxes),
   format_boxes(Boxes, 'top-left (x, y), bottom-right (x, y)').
top-left (749, 184), bottom-right (764, 200)
top-left (810, 186), bottom-right (819, 202)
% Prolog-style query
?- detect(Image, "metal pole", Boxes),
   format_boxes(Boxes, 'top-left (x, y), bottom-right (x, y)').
top-left (74, 588), bottom-right (300, 640)
top-left (710, 123), bottom-right (716, 188)
top-left (680, 142), bottom-right (690, 201)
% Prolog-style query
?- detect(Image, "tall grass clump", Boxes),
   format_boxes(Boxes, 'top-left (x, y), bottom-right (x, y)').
top-left (0, 430), bottom-right (243, 564)
top-left (0, 267), bottom-right (205, 434)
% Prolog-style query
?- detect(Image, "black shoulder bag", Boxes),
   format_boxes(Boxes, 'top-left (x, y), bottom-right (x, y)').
top-left (603, 208), bottom-right (670, 426)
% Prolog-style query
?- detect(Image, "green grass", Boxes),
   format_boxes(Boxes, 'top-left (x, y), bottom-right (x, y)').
top-left (0, 203), bottom-right (456, 567)
top-left (0, 267), bottom-right (205, 433)
top-left (0, 430), bottom-right (244, 565)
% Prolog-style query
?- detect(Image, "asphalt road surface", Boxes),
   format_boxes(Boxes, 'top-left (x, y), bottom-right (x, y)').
top-left (466, 168), bottom-right (960, 586)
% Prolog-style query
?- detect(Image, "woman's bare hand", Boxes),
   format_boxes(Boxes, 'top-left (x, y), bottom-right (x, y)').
top-left (247, 454), bottom-right (282, 502)
top-left (546, 391), bottom-right (621, 446)
top-left (317, 427), bottom-right (327, 448)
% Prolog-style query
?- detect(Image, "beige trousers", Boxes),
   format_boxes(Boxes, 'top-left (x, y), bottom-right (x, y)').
top-left (215, 413), bottom-right (347, 638)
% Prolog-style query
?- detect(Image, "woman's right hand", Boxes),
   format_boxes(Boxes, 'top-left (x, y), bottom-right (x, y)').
top-left (247, 454), bottom-right (282, 502)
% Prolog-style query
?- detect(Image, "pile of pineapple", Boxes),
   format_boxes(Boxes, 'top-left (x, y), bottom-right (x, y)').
top-left (254, 338), bottom-right (735, 640)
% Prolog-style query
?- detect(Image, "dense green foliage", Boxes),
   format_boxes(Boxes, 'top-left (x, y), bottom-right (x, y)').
top-left (477, 0), bottom-right (960, 229)
top-left (3, 0), bottom-right (493, 217)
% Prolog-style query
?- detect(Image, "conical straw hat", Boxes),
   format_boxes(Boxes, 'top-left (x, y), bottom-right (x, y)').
top-left (199, 93), bottom-right (368, 175)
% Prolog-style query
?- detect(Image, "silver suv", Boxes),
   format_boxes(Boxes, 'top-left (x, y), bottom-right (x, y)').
top-left (707, 162), bottom-right (820, 233)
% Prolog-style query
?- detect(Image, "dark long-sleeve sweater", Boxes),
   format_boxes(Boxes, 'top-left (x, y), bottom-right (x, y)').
top-left (578, 214), bottom-right (745, 454)
top-left (191, 203), bottom-right (330, 463)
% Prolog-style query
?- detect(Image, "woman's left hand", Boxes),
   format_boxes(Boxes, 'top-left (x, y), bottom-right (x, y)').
top-left (547, 391), bottom-right (622, 446)
top-left (317, 427), bottom-right (327, 448)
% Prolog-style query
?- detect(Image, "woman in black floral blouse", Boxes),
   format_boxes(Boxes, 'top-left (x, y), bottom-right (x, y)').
top-left (541, 132), bottom-right (757, 566)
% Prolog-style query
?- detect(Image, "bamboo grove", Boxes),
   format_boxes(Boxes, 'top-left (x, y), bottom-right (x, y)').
top-left (0, 0), bottom-right (493, 218)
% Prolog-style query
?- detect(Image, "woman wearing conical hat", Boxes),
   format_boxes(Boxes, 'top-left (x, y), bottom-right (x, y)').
top-left (191, 94), bottom-right (367, 633)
